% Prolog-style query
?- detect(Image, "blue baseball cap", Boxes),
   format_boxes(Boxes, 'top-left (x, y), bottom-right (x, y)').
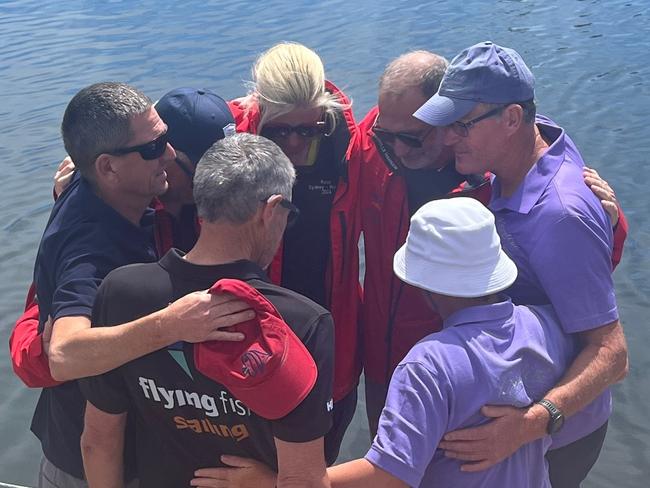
top-left (155, 87), bottom-right (236, 164)
top-left (414, 41), bottom-right (535, 126)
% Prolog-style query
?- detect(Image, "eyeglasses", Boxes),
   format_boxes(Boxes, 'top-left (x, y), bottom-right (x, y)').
top-left (449, 106), bottom-right (506, 137)
top-left (372, 123), bottom-right (434, 149)
top-left (260, 197), bottom-right (300, 228)
top-left (260, 121), bottom-right (327, 140)
top-left (110, 132), bottom-right (169, 160)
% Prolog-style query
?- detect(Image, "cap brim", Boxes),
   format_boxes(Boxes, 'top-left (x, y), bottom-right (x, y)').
top-left (413, 94), bottom-right (478, 126)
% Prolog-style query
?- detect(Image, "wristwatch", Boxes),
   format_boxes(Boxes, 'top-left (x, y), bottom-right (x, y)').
top-left (536, 399), bottom-right (565, 434)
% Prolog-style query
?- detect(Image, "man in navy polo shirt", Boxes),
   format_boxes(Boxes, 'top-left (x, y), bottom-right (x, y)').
top-left (414, 41), bottom-right (628, 487)
top-left (31, 82), bottom-right (250, 488)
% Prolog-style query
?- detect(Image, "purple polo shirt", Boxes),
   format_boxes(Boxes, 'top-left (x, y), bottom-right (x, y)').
top-left (489, 115), bottom-right (617, 448)
top-left (366, 299), bottom-right (575, 488)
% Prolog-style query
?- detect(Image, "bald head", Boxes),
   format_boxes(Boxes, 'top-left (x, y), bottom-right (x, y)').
top-left (376, 51), bottom-right (452, 170)
top-left (379, 51), bottom-right (448, 99)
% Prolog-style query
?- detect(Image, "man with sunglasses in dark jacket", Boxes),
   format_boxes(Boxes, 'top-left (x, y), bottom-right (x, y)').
top-left (26, 83), bottom-right (250, 488)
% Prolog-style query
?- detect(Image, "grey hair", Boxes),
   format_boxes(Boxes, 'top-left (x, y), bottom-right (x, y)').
top-left (193, 133), bottom-right (296, 224)
top-left (61, 82), bottom-right (152, 180)
top-left (379, 50), bottom-right (449, 99)
top-left (483, 99), bottom-right (537, 124)
top-left (516, 99), bottom-right (537, 124)
top-left (240, 42), bottom-right (349, 133)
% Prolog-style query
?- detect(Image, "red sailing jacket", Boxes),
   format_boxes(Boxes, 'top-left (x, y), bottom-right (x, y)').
top-left (228, 81), bottom-right (363, 401)
top-left (358, 106), bottom-right (628, 385)
top-left (358, 106), bottom-right (492, 385)
top-left (9, 199), bottom-right (190, 388)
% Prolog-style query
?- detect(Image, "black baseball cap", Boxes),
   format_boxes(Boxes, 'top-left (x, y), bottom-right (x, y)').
top-left (155, 87), bottom-right (236, 164)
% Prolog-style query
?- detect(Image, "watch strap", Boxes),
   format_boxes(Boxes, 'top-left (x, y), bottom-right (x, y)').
top-left (536, 398), bottom-right (564, 434)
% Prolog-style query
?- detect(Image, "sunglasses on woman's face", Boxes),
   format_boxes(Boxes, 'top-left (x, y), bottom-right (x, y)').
top-left (260, 121), bottom-right (327, 140)
top-left (110, 132), bottom-right (169, 160)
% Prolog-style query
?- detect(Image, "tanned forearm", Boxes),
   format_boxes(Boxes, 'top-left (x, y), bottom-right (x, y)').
top-left (49, 291), bottom-right (251, 381)
top-left (49, 312), bottom-right (176, 381)
top-left (81, 405), bottom-right (126, 488)
top-left (527, 320), bottom-right (629, 437)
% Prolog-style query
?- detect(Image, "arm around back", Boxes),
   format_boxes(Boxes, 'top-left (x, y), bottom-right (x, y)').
top-left (328, 459), bottom-right (407, 488)
top-left (47, 290), bottom-right (251, 382)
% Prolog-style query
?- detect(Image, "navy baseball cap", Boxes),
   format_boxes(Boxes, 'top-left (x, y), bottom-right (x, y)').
top-left (414, 41), bottom-right (535, 126)
top-left (155, 87), bottom-right (236, 164)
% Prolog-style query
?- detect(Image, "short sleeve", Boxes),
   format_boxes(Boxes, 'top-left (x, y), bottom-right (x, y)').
top-left (529, 215), bottom-right (618, 333)
top-left (365, 362), bottom-right (448, 488)
top-left (49, 226), bottom-right (123, 321)
top-left (271, 313), bottom-right (334, 442)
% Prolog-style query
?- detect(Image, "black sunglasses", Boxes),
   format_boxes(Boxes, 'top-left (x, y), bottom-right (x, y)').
top-left (260, 121), bottom-right (327, 140)
top-left (449, 105), bottom-right (506, 137)
top-left (260, 197), bottom-right (300, 228)
top-left (110, 132), bottom-right (169, 160)
top-left (372, 123), bottom-right (434, 149)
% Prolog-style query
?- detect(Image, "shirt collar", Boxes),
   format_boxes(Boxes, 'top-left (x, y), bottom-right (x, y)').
top-left (443, 297), bottom-right (514, 329)
top-left (158, 248), bottom-right (270, 284)
top-left (489, 115), bottom-right (565, 214)
top-left (77, 175), bottom-right (155, 231)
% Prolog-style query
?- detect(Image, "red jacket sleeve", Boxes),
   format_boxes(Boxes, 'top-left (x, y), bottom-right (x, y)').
top-left (8, 283), bottom-right (62, 388)
top-left (611, 203), bottom-right (628, 270)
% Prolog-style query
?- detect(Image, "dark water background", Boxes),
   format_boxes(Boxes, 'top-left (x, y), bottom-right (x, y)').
top-left (1, 0), bottom-right (649, 486)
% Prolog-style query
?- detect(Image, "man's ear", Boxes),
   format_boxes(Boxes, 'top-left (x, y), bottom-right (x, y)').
top-left (503, 104), bottom-right (524, 135)
top-left (94, 153), bottom-right (120, 186)
top-left (260, 194), bottom-right (283, 227)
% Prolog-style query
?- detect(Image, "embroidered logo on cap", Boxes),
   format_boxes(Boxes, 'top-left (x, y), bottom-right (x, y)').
top-left (241, 349), bottom-right (272, 377)
top-left (223, 123), bottom-right (236, 137)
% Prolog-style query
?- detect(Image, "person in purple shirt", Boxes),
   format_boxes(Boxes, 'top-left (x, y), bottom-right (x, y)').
top-left (324, 197), bottom-right (576, 487)
top-left (414, 41), bottom-right (628, 487)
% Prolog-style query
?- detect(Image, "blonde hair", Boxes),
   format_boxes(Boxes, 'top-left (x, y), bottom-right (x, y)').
top-left (242, 42), bottom-right (348, 132)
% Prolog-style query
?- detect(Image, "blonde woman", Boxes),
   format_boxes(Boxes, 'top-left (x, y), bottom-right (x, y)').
top-left (229, 42), bottom-right (362, 465)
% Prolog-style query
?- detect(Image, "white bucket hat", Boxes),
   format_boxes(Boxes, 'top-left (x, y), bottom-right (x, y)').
top-left (393, 197), bottom-right (517, 298)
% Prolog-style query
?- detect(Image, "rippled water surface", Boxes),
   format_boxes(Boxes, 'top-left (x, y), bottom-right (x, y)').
top-left (1, 0), bottom-right (649, 486)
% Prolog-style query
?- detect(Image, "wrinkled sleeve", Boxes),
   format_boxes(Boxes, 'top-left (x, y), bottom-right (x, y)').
top-left (365, 362), bottom-right (447, 488)
top-left (49, 227), bottom-right (122, 322)
top-left (530, 215), bottom-right (618, 333)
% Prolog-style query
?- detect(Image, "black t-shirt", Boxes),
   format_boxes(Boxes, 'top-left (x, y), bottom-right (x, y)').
top-left (79, 250), bottom-right (335, 488)
top-left (402, 163), bottom-right (466, 216)
top-left (281, 137), bottom-right (338, 307)
top-left (30, 174), bottom-right (157, 479)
